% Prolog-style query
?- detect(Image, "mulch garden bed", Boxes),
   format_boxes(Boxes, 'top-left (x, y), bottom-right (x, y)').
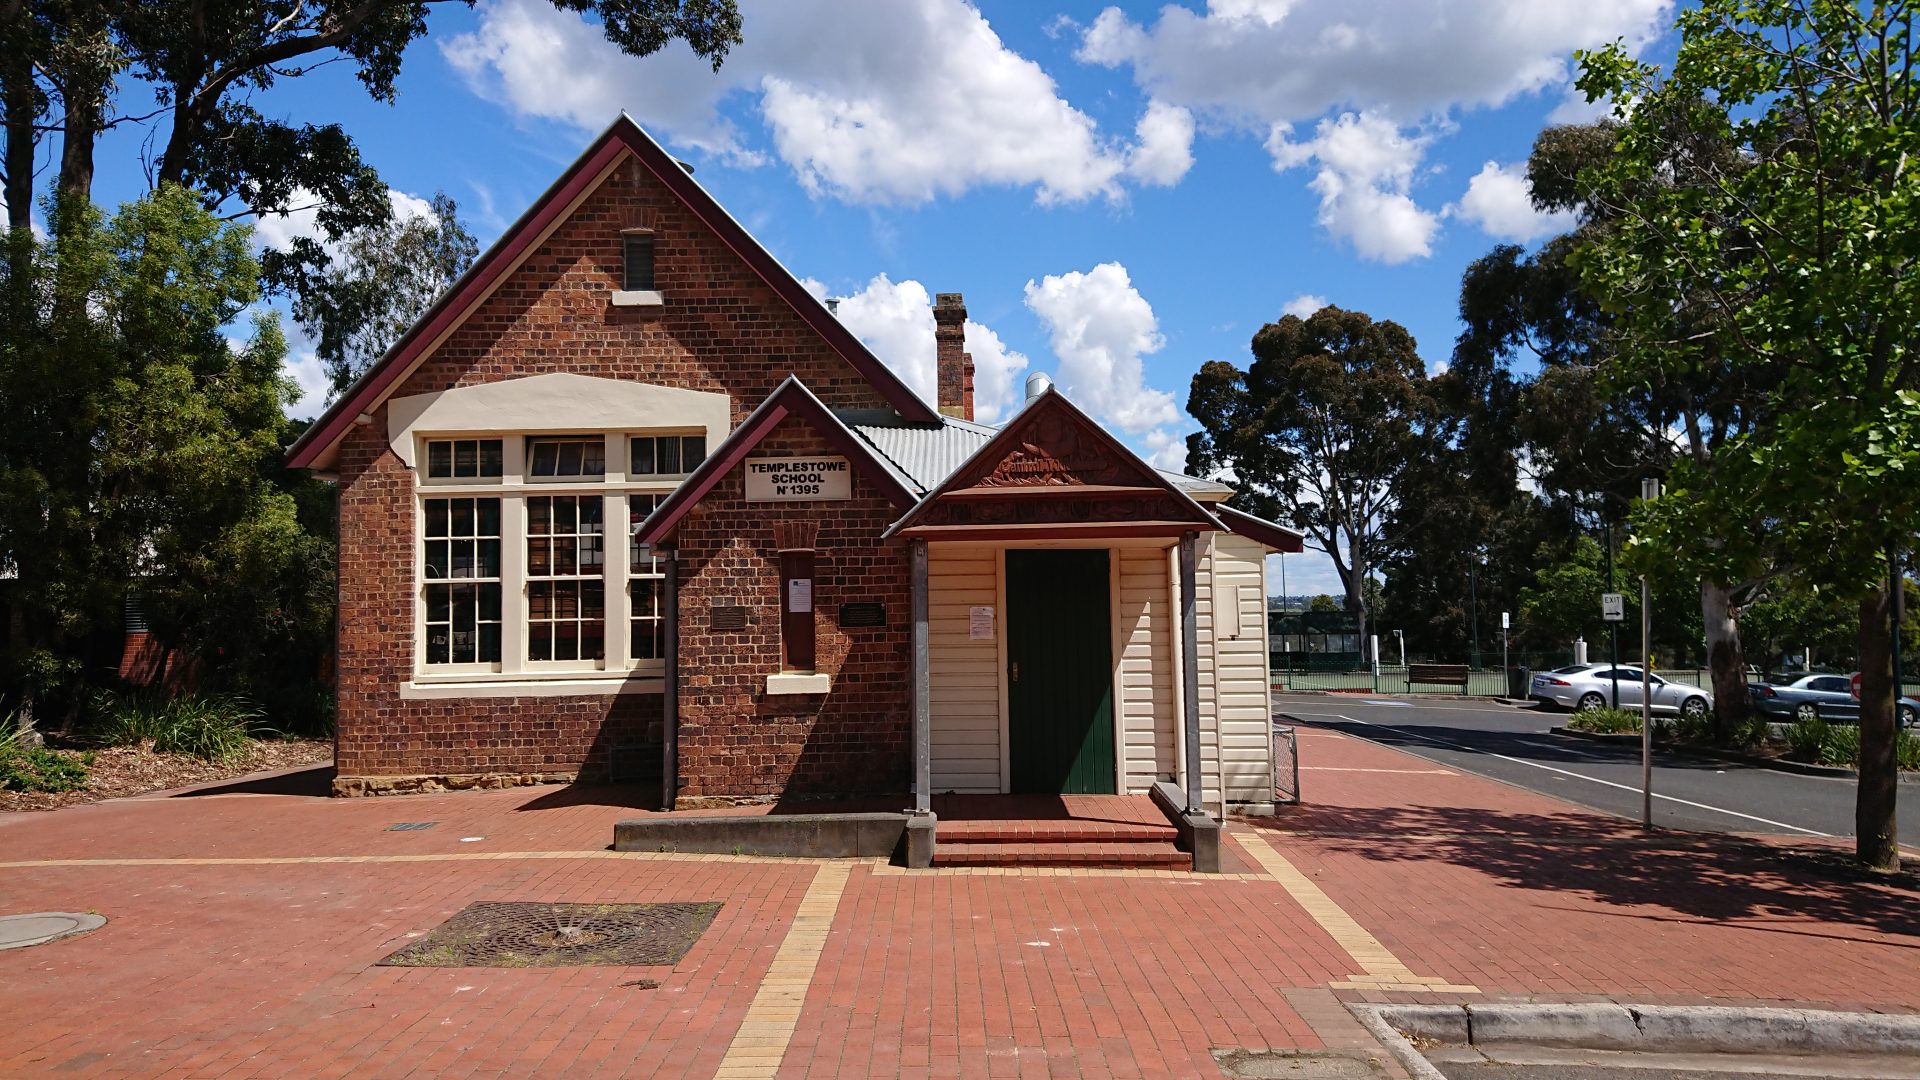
top-left (0, 738), bottom-right (333, 812)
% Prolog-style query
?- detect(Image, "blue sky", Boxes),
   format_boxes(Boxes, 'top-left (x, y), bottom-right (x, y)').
top-left (72, 0), bottom-right (1677, 597)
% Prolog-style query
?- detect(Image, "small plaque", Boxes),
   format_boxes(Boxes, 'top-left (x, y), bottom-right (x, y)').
top-left (788, 578), bottom-right (813, 613)
top-left (969, 605), bottom-right (995, 641)
top-left (838, 603), bottom-right (885, 628)
top-left (710, 605), bottom-right (747, 631)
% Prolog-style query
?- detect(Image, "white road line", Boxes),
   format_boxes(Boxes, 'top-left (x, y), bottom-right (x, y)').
top-left (1276, 697), bottom-right (1533, 717)
top-left (1320, 713), bottom-right (1833, 838)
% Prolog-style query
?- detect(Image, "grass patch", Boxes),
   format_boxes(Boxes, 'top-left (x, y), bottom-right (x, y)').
top-left (89, 690), bottom-right (264, 763)
top-left (0, 720), bottom-right (90, 793)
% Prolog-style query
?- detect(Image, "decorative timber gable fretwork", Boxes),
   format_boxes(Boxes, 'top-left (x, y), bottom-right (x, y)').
top-left (883, 389), bottom-right (1223, 541)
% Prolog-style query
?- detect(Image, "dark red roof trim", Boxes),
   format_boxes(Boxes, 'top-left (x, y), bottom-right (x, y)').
top-left (288, 115), bottom-right (935, 468)
top-left (1217, 505), bottom-right (1304, 553)
top-left (881, 387), bottom-right (1222, 539)
top-left (635, 377), bottom-right (918, 546)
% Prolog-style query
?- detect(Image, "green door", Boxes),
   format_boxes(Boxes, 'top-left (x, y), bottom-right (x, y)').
top-left (1006, 549), bottom-right (1115, 794)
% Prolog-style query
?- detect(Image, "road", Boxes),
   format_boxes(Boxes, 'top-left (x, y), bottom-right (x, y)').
top-left (1273, 692), bottom-right (1920, 847)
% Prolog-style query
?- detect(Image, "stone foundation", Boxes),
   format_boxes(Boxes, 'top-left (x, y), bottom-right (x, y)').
top-left (331, 771), bottom-right (578, 797)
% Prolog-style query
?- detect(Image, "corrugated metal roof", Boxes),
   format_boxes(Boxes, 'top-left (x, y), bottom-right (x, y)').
top-left (841, 414), bottom-right (997, 494)
top-left (1158, 469), bottom-right (1233, 495)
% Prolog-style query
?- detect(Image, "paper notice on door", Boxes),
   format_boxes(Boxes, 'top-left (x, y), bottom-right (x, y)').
top-left (788, 578), bottom-right (813, 613)
top-left (968, 605), bottom-right (994, 640)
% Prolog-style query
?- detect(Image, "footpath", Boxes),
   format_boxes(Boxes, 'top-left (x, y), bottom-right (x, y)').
top-left (0, 724), bottom-right (1915, 1079)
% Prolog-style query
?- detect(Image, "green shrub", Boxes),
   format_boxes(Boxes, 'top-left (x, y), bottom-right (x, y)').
top-left (1652, 718), bottom-right (1677, 743)
top-left (1818, 723), bottom-right (1862, 767)
top-left (0, 745), bottom-right (90, 793)
top-left (1731, 714), bottom-right (1774, 750)
top-left (1567, 707), bottom-right (1642, 734)
top-left (89, 690), bottom-right (260, 762)
top-left (1670, 712), bottom-right (1714, 745)
top-left (1898, 731), bottom-right (1920, 772)
top-left (1787, 716), bottom-right (1831, 760)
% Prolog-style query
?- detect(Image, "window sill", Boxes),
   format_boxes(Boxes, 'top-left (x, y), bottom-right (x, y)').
top-left (610, 290), bottom-right (665, 307)
top-left (403, 674), bottom-right (665, 699)
top-left (765, 672), bottom-right (832, 696)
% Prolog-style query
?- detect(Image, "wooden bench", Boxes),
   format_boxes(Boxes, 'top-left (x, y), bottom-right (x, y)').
top-left (1407, 663), bottom-right (1471, 690)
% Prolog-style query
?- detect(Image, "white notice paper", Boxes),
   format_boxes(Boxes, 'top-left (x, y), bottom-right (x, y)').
top-left (788, 578), bottom-right (813, 613)
top-left (968, 606), bottom-right (994, 641)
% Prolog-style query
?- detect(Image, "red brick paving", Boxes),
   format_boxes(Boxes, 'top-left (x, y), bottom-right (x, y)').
top-left (1, 727), bottom-right (1917, 1078)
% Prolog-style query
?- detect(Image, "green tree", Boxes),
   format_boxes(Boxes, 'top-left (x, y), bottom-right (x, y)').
top-left (1578, 0), bottom-right (1920, 868)
top-left (0, 186), bottom-right (296, 730)
top-left (1188, 306), bottom-right (1434, 664)
top-left (1308, 595), bottom-right (1341, 614)
top-left (282, 190), bottom-right (479, 397)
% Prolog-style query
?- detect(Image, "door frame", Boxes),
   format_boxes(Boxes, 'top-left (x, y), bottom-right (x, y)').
top-left (993, 544), bottom-right (1123, 795)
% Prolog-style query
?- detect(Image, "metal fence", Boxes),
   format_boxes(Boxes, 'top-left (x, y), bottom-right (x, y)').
top-left (1272, 661), bottom-right (1920, 700)
top-left (1273, 724), bottom-right (1299, 805)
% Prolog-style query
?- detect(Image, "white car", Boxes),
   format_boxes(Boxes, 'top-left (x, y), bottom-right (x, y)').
top-left (1530, 663), bottom-right (1713, 718)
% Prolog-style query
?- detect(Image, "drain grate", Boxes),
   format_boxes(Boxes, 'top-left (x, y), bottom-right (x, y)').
top-left (386, 822), bottom-right (437, 831)
top-left (379, 901), bottom-right (722, 968)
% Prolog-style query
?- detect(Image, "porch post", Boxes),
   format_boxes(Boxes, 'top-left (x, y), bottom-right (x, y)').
top-left (1179, 531), bottom-right (1202, 815)
top-left (910, 537), bottom-right (932, 815)
top-left (662, 545), bottom-right (679, 812)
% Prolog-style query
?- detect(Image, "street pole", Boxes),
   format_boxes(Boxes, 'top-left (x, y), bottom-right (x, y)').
top-left (1469, 555), bottom-right (1480, 669)
top-left (1892, 546), bottom-right (1906, 719)
top-left (1606, 519), bottom-right (1620, 709)
top-left (1640, 477), bottom-right (1661, 829)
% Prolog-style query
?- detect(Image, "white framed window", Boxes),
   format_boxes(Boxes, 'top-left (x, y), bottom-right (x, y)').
top-left (629, 434), bottom-right (705, 478)
top-left (411, 433), bottom-right (691, 687)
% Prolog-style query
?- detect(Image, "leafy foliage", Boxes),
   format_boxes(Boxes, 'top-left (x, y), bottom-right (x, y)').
top-left (0, 723), bottom-right (89, 792)
top-left (1566, 707), bottom-right (1642, 734)
top-left (90, 689), bottom-right (262, 762)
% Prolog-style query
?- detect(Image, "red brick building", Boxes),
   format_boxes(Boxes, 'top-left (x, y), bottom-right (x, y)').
top-left (290, 117), bottom-right (1301, 818)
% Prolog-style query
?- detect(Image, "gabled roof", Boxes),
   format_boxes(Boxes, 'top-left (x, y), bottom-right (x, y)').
top-left (634, 377), bottom-right (919, 547)
top-left (880, 387), bottom-right (1224, 539)
top-left (288, 114), bottom-right (937, 470)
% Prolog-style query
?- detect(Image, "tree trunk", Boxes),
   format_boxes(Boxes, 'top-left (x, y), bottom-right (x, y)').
top-left (1345, 553), bottom-right (1370, 670)
top-left (1701, 579), bottom-right (1750, 740)
top-left (2, 42), bottom-right (34, 236)
top-left (1856, 583), bottom-right (1900, 871)
top-left (56, 91), bottom-right (96, 206)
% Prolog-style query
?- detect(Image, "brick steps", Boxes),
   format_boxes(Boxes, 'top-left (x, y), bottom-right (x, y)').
top-left (935, 824), bottom-right (1178, 844)
top-left (932, 840), bottom-right (1191, 869)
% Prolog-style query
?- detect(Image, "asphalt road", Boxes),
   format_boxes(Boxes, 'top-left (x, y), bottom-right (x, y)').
top-left (1273, 693), bottom-right (1920, 848)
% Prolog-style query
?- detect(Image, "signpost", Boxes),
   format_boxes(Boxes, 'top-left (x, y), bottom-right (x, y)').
top-left (1639, 476), bottom-right (1662, 829)
top-left (1602, 592), bottom-right (1625, 708)
top-left (1500, 611), bottom-right (1509, 690)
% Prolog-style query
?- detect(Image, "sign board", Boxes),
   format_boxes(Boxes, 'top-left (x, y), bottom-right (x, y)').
top-left (746, 456), bottom-right (851, 502)
top-left (787, 578), bottom-right (813, 613)
top-left (1601, 593), bottom-right (1626, 622)
top-left (1852, 671), bottom-right (1862, 701)
top-left (968, 606), bottom-right (995, 641)
top-left (1501, 611), bottom-right (1510, 630)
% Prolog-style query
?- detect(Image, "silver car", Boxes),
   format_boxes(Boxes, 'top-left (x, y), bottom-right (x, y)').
top-left (1530, 663), bottom-right (1713, 718)
top-left (1749, 673), bottom-right (1920, 726)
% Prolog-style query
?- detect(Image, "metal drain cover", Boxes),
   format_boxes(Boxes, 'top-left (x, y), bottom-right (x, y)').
top-left (379, 901), bottom-right (722, 968)
top-left (0, 912), bottom-right (107, 951)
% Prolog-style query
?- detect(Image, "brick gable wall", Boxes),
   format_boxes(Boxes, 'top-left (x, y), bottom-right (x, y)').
top-left (672, 418), bottom-right (911, 802)
top-left (331, 152), bottom-right (902, 795)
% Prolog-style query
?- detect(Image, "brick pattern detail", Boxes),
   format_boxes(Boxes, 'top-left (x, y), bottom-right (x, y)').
top-left (332, 153), bottom-right (897, 790)
top-left (672, 417), bottom-right (911, 799)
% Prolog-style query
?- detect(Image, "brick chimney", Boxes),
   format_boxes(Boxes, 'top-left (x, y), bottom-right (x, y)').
top-left (932, 292), bottom-right (974, 421)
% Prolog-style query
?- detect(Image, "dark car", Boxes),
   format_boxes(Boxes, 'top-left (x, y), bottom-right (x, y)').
top-left (1748, 673), bottom-right (1920, 726)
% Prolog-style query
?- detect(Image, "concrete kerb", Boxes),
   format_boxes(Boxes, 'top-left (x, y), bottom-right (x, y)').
top-left (1348, 1002), bottom-right (1920, 1077)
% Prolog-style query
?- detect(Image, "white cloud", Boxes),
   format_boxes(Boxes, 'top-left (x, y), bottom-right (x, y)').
top-left (443, 0), bottom-right (1185, 206)
top-left (1282, 293), bottom-right (1328, 318)
top-left (1142, 428), bottom-right (1191, 472)
top-left (1023, 262), bottom-right (1180, 435)
top-left (281, 346), bottom-right (333, 420)
top-left (1127, 100), bottom-right (1195, 186)
top-left (251, 188), bottom-right (439, 260)
top-left (962, 320), bottom-right (1030, 426)
top-left (1265, 112), bottom-right (1439, 263)
top-left (833, 274), bottom-right (939, 406)
top-left (829, 274), bottom-right (1028, 423)
top-left (1080, 0), bottom-right (1671, 256)
top-left (1450, 160), bottom-right (1578, 243)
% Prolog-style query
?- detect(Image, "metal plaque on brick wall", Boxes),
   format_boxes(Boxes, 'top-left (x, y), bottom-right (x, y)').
top-left (838, 602), bottom-right (886, 628)
top-left (745, 457), bottom-right (851, 502)
top-left (709, 605), bottom-right (747, 631)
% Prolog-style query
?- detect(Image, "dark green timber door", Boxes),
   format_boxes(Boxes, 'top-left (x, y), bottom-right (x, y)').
top-left (1006, 549), bottom-right (1115, 794)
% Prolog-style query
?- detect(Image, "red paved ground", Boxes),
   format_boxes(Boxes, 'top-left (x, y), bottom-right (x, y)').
top-left (1, 725), bottom-right (1916, 1078)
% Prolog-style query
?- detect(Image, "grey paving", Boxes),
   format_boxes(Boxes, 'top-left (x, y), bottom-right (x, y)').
top-left (0, 912), bottom-right (106, 950)
top-left (1274, 693), bottom-right (1920, 843)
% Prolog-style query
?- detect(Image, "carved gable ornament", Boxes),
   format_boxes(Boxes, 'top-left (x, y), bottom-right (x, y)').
top-left (961, 403), bottom-right (1146, 490)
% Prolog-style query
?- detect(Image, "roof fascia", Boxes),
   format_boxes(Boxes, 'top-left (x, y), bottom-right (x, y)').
top-left (1217, 505), bottom-right (1305, 553)
top-left (635, 378), bottom-right (918, 547)
top-left (880, 388), bottom-right (1223, 540)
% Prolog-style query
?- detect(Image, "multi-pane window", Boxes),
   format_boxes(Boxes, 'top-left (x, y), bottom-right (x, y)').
top-left (528, 438), bottom-right (606, 479)
top-left (417, 433), bottom-right (696, 677)
top-left (426, 439), bottom-right (504, 480)
top-left (527, 495), bottom-right (605, 662)
top-left (629, 434), bottom-right (705, 477)
top-left (629, 494), bottom-right (668, 660)
top-left (423, 497), bottom-right (502, 664)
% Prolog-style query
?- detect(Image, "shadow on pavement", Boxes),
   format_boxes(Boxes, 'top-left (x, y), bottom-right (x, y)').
top-left (170, 763), bottom-right (335, 798)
